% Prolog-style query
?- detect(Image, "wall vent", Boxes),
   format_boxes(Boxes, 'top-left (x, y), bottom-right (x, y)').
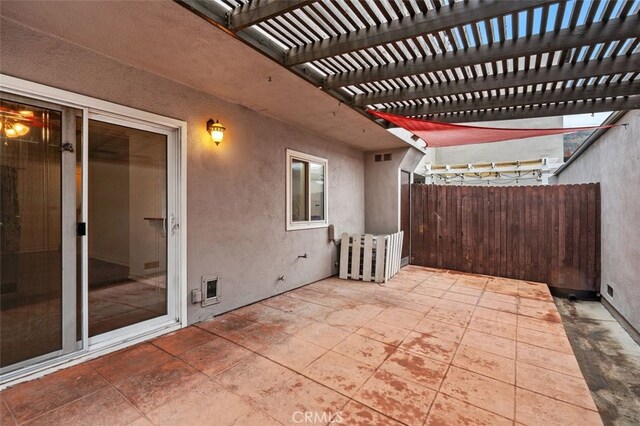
top-left (374, 153), bottom-right (392, 162)
top-left (607, 284), bottom-right (614, 297)
top-left (201, 275), bottom-right (221, 306)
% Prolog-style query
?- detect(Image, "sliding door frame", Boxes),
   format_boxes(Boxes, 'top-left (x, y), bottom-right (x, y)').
top-left (0, 74), bottom-right (188, 387)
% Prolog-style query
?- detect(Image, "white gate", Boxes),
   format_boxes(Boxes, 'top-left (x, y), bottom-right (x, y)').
top-left (339, 231), bottom-right (403, 283)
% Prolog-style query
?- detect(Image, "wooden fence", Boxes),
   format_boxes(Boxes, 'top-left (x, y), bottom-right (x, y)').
top-left (339, 231), bottom-right (403, 283)
top-left (410, 184), bottom-right (600, 292)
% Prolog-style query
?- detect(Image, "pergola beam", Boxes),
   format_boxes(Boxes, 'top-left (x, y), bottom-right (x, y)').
top-left (325, 15), bottom-right (640, 89)
top-left (382, 81), bottom-right (640, 116)
top-left (353, 53), bottom-right (640, 107)
top-left (383, 96), bottom-right (640, 123)
top-left (286, 0), bottom-right (551, 66)
top-left (229, 0), bottom-right (315, 31)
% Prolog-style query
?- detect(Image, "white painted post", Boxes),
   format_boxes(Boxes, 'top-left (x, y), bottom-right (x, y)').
top-left (362, 234), bottom-right (373, 282)
top-left (375, 235), bottom-right (386, 283)
top-left (339, 232), bottom-right (350, 279)
top-left (350, 233), bottom-right (361, 280)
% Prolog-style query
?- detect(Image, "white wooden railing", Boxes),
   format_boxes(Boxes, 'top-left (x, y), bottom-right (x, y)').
top-left (339, 231), bottom-right (403, 283)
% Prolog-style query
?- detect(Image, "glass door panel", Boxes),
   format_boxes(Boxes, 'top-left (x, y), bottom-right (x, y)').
top-left (87, 119), bottom-right (167, 337)
top-left (0, 98), bottom-right (67, 369)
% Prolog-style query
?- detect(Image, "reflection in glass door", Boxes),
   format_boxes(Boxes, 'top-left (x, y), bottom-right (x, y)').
top-left (87, 119), bottom-right (168, 337)
top-left (0, 96), bottom-right (78, 371)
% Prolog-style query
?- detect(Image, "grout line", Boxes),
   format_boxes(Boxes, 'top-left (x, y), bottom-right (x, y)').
top-left (87, 365), bottom-right (152, 425)
top-left (1, 395), bottom-right (19, 426)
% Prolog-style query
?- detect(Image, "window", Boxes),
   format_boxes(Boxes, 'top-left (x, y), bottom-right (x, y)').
top-left (286, 149), bottom-right (328, 230)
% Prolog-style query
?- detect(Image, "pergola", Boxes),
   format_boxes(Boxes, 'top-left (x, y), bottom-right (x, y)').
top-left (179, 0), bottom-right (640, 128)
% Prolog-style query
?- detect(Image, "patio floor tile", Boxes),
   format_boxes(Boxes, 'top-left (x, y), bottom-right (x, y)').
top-left (2, 364), bottom-right (108, 423)
top-left (448, 284), bottom-right (484, 296)
top-left (375, 307), bottom-right (424, 329)
top-left (356, 319), bottom-right (411, 346)
top-left (478, 297), bottom-right (518, 314)
top-left (225, 322), bottom-right (289, 351)
top-left (467, 316), bottom-right (517, 340)
top-left (516, 362), bottom-right (597, 410)
top-left (145, 379), bottom-right (278, 426)
top-left (515, 388), bottom-right (602, 426)
top-left (195, 313), bottom-right (254, 336)
top-left (440, 366), bottom-right (516, 419)
top-left (1, 266), bottom-right (603, 425)
top-left (257, 311), bottom-right (314, 335)
top-left (295, 303), bottom-right (334, 321)
top-left (215, 353), bottom-right (297, 399)
top-left (151, 326), bottom-right (215, 355)
top-left (333, 333), bottom-right (395, 368)
top-left (442, 291), bottom-right (480, 306)
top-left (426, 307), bottom-right (472, 328)
top-left (516, 341), bottom-right (583, 378)
top-left (516, 325), bottom-right (573, 354)
top-left (411, 284), bottom-right (446, 298)
top-left (400, 331), bottom-right (458, 363)
top-left (473, 306), bottom-right (518, 326)
top-left (425, 393), bottom-right (512, 426)
top-left (302, 351), bottom-right (374, 396)
top-left (23, 387), bottom-right (142, 426)
top-left (353, 370), bottom-right (436, 426)
top-left (460, 329), bottom-right (516, 359)
top-left (1, 398), bottom-right (15, 426)
top-left (260, 294), bottom-right (313, 313)
top-left (256, 375), bottom-right (349, 425)
top-left (259, 335), bottom-right (326, 371)
top-left (178, 336), bottom-right (253, 376)
top-left (232, 303), bottom-right (284, 323)
top-left (111, 358), bottom-right (207, 414)
top-left (452, 345), bottom-right (516, 384)
top-left (379, 348), bottom-right (449, 390)
top-left (414, 317), bottom-right (466, 343)
top-left (294, 321), bottom-right (351, 349)
top-left (333, 401), bottom-right (402, 425)
top-left (90, 343), bottom-right (174, 383)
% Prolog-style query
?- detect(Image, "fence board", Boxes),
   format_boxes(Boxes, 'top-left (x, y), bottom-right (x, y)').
top-left (410, 183), bottom-right (601, 292)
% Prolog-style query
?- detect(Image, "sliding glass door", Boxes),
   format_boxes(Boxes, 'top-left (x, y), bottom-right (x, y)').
top-left (1, 90), bottom-right (179, 377)
top-left (0, 95), bottom-right (79, 372)
top-left (86, 118), bottom-right (170, 338)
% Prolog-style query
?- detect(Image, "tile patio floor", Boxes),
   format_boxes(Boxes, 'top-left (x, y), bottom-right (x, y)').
top-left (0, 266), bottom-right (603, 425)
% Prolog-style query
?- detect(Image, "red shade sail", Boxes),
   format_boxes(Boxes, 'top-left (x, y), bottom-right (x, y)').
top-left (368, 109), bottom-right (618, 148)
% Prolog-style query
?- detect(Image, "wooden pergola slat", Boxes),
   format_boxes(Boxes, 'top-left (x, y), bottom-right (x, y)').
top-left (381, 80), bottom-right (640, 116)
top-left (402, 96), bottom-right (640, 123)
top-left (325, 15), bottom-right (640, 89)
top-left (354, 53), bottom-right (640, 106)
top-left (229, 0), bottom-right (316, 30)
top-left (285, 0), bottom-right (552, 66)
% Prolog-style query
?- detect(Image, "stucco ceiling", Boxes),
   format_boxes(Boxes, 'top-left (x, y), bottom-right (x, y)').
top-left (0, 0), bottom-right (412, 151)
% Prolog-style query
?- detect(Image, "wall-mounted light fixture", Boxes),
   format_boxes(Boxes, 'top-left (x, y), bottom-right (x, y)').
top-left (206, 119), bottom-right (225, 145)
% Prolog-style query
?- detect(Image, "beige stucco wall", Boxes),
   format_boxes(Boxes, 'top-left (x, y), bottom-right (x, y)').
top-left (1, 18), bottom-right (365, 323)
top-left (364, 147), bottom-right (423, 235)
top-left (552, 110), bottom-right (640, 333)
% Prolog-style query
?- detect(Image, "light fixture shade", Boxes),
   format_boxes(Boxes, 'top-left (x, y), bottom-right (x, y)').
top-left (2, 121), bottom-right (30, 138)
top-left (207, 119), bottom-right (225, 145)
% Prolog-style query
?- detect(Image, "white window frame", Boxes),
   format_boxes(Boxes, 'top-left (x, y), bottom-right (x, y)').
top-left (286, 149), bottom-right (329, 231)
